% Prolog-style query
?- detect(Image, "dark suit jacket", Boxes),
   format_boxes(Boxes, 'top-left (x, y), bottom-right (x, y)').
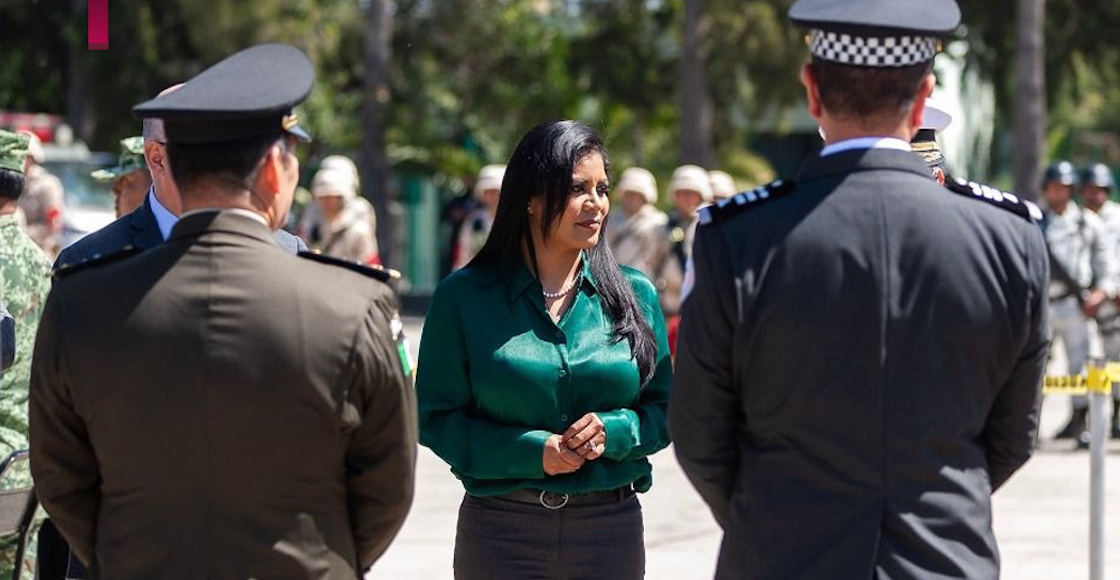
top-left (30, 211), bottom-right (416, 580)
top-left (670, 149), bottom-right (1050, 580)
top-left (0, 300), bottom-right (12, 372)
top-left (55, 193), bottom-right (307, 268)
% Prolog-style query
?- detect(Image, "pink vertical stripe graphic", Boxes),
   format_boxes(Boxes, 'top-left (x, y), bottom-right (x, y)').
top-left (89, 0), bottom-right (108, 50)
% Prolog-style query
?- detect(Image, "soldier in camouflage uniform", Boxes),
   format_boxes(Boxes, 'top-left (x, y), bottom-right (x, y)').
top-left (0, 129), bottom-right (52, 458)
top-left (91, 136), bottom-right (150, 218)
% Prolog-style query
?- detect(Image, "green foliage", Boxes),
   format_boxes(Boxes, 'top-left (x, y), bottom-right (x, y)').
top-left (959, 0), bottom-right (1120, 157)
top-left (9, 0), bottom-right (1119, 190)
top-left (0, 1), bottom-right (71, 112)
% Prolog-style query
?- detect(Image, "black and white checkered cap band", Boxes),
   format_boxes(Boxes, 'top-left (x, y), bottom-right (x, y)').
top-left (809, 30), bottom-right (938, 67)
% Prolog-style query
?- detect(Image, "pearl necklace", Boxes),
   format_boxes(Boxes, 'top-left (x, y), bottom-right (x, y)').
top-left (542, 275), bottom-right (580, 300)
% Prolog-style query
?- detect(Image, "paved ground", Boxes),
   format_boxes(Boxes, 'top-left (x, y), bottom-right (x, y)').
top-left (371, 318), bottom-right (1119, 579)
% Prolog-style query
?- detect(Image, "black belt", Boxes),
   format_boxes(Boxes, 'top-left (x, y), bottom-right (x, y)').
top-left (493, 486), bottom-right (635, 510)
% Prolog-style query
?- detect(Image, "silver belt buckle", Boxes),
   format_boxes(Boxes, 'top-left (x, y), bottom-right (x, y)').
top-left (539, 490), bottom-right (570, 510)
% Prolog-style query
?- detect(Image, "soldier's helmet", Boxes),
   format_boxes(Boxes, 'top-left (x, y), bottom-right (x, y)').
top-left (1080, 163), bottom-right (1115, 192)
top-left (1043, 160), bottom-right (1078, 186)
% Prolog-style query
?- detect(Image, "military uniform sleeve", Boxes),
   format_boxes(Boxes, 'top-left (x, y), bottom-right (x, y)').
top-left (415, 282), bottom-right (553, 480)
top-left (1087, 213), bottom-right (1120, 298)
top-left (983, 227), bottom-right (1050, 491)
top-left (28, 286), bottom-right (100, 565)
top-left (596, 275), bottom-right (672, 462)
top-left (669, 222), bottom-right (740, 527)
top-left (346, 289), bottom-right (418, 569)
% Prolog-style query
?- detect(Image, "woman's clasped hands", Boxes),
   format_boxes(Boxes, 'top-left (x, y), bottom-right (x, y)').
top-left (542, 413), bottom-right (607, 476)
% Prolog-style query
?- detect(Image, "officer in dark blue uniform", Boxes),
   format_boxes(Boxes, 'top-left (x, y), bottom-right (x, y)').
top-left (670, 1), bottom-right (1050, 579)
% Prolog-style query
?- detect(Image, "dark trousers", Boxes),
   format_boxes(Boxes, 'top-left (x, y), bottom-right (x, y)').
top-left (454, 492), bottom-right (645, 580)
top-left (36, 520), bottom-right (86, 580)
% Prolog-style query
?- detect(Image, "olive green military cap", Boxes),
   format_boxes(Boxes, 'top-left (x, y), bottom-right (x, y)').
top-left (133, 44), bottom-right (313, 144)
top-left (0, 129), bottom-right (30, 174)
top-left (91, 136), bottom-right (147, 182)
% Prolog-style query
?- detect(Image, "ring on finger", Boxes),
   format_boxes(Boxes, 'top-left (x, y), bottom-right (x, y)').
top-left (585, 440), bottom-right (595, 452)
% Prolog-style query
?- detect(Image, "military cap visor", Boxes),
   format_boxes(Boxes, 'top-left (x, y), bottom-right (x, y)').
top-left (0, 130), bottom-right (30, 174)
top-left (133, 44), bottom-right (314, 144)
top-left (91, 136), bottom-right (147, 182)
top-left (789, 0), bottom-right (961, 37)
top-left (791, 0), bottom-right (960, 67)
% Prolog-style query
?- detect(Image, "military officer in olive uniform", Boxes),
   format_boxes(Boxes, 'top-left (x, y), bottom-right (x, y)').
top-left (29, 44), bottom-right (416, 580)
top-left (670, 2), bottom-right (1050, 579)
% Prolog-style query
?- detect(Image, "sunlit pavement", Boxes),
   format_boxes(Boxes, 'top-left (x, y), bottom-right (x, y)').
top-left (369, 318), bottom-right (1120, 579)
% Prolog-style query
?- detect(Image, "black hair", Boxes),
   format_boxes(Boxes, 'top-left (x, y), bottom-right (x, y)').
top-left (812, 56), bottom-right (933, 121)
top-left (0, 168), bottom-right (24, 201)
top-left (470, 120), bottom-right (658, 386)
top-left (165, 131), bottom-right (287, 193)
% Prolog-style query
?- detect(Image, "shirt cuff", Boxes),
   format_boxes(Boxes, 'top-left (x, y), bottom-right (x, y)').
top-left (597, 409), bottom-right (640, 460)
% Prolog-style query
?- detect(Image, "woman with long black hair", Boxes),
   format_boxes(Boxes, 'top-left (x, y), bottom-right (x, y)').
top-left (415, 120), bottom-right (672, 579)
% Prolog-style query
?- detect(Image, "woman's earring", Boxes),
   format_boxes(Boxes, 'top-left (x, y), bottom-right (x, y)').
top-left (527, 205), bottom-right (533, 215)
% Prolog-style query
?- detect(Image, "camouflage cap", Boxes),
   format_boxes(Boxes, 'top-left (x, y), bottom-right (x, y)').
top-left (0, 129), bottom-right (30, 174)
top-left (91, 136), bottom-right (147, 182)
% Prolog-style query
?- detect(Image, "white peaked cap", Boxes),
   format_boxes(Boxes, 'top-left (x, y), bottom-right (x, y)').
top-left (920, 98), bottom-right (952, 131)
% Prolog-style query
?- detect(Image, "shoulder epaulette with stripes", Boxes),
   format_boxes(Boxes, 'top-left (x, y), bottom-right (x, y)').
top-left (52, 246), bottom-right (142, 279)
top-left (298, 251), bottom-right (400, 284)
top-left (945, 178), bottom-right (1043, 223)
top-left (698, 179), bottom-right (796, 225)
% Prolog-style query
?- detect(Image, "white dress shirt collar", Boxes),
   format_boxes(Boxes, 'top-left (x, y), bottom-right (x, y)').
top-left (819, 137), bottom-right (912, 158)
top-left (148, 188), bottom-right (178, 241)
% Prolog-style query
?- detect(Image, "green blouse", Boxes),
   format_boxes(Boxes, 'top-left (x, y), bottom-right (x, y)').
top-left (415, 258), bottom-right (672, 496)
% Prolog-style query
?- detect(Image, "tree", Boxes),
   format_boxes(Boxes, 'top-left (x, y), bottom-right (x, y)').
top-left (679, 0), bottom-right (714, 167)
top-left (362, 0), bottom-right (396, 267)
top-left (1012, 0), bottom-right (1045, 201)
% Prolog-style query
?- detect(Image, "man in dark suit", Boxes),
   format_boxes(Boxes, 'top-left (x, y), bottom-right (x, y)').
top-left (669, 1), bottom-right (1050, 579)
top-left (30, 44), bottom-right (416, 580)
top-left (54, 84), bottom-right (306, 271)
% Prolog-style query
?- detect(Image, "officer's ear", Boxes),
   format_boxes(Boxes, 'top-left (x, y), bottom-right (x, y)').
top-left (255, 142), bottom-right (288, 203)
top-left (801, 63), bottom-right (823, 120)
top-left (908, 74), bottom-right (937, 135)
top-left (144, 142), bottom-right (167, 178)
